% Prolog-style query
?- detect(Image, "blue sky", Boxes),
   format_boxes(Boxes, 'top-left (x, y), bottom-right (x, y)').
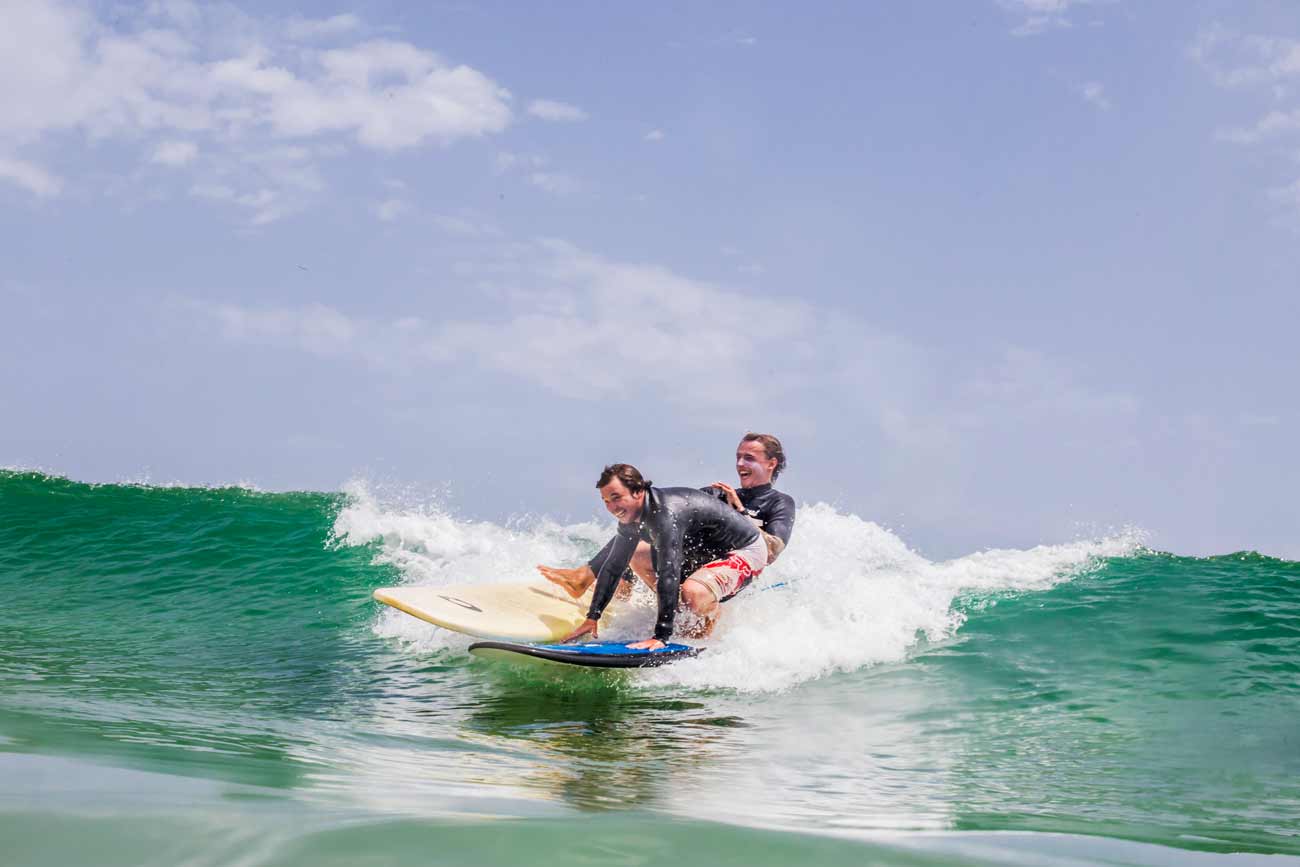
top-left (3, 0), bottom-right (1298, 558)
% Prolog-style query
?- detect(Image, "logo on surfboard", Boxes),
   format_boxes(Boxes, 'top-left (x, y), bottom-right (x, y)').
top-left (438, 594), bottom-right (484, 613)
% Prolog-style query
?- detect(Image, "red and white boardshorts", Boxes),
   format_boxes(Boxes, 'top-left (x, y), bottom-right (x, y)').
top-left (686, 532), bottom-right (768, 603)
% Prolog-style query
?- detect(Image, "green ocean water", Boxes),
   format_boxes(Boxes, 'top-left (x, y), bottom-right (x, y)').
top-left (2, 469), bottom-right (1297, 866)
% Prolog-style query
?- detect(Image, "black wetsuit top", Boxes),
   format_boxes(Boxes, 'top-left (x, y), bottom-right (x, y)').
top-left (587, 482), bottom-right (797, 587)
top-left (586, 486), bottom-right (761, 641)
top-left (705, 482), bottom-right (796, 547)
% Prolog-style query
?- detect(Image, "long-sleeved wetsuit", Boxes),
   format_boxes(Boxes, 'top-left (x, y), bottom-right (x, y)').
top-left (586, 486), bottom-right (760, 641)
top-left (705, 482), bottom-right (796, 548)
top-left (587, 481), bottom-right (797, 583)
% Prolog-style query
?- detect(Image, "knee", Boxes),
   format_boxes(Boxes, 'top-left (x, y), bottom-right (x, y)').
top-left (680, 580), bottom-right (717, 615)
top-left (630, 545), bottom-right (653, 580)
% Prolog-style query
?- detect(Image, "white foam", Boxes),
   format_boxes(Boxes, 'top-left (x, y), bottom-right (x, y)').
top-left (333, 480), bottom-right (611, 655)
top-left (336, 485), bottom-right (1145, 690)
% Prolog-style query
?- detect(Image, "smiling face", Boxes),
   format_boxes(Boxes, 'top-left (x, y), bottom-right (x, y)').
top-left (600, 477), bottom-right (646, 524)
top-left (736, 440), bottom-right (778, 489)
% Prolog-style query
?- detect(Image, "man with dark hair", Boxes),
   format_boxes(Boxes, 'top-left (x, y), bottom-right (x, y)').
top-left (541, 433), bottom-right (796, 603)
top-left (538, 463), bottom-right (767, 649)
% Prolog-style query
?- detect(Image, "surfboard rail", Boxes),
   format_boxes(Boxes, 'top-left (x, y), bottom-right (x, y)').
top-left (372, 581), bottom-right (593, 642)
top-left (468, 639), bottom-right (702, 669)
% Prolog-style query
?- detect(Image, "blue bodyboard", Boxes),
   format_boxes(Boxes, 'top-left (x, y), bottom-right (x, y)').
top-left (468, 639), bottom-right (702, 669)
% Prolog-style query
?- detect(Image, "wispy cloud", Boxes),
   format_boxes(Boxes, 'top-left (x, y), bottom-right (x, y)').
top-left (964, 346), bottom-right (1139, 419)
top-left (1079, 81), bottom-right (1111, 110)
top-left (189, 184), bottom-right (289, 226)
top-left (1217, 109), bottom-right (1300, 144)
top-left (285, 14), bottom-right (361, 41)
top-left (1190, 27), bottom-right (1300, 88)
top-left (190, 240), bottom-right (814, 405)
top-left (527, 99), bottom-right (588, 122)
top-left (188, 239), bottom-right (1136, 440)
top-left (431, 213), bottom-right (498, 237)
top-left (203, 301), bottom-right (358, 356)
top-left (1193, 26), bottom-right (1300, 220)
top-left (998, 0), bottom-right (1110, 37)
top-left (495, 151), bottom-right (546, 174)
top-left (373, 198), bottom-right (409, 222)
top-left (1270, 178), bottom-right (1300, 211)
top-left (529, 171), bottom-right (579, 195)
top-left (151, 140), bottom-right (199, 166)
top-left (0, 155), bottom-right (62, 197)
top-left (645, 129), bottom-right (665, 142)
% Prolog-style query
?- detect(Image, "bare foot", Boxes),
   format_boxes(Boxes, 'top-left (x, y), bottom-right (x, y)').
top-left (537, 565), bottom-right (593, 599)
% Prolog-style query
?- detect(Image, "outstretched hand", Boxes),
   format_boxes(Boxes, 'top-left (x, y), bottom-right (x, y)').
top-left (710, 482), bottom-right (743, 512)
top-left (560, 618), bottom-right (599, 643)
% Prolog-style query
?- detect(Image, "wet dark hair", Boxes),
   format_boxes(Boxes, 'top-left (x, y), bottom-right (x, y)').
top-left (596, 463), bottom-right (652, 493)
top-left (741, 433), bottom-right (787, 479)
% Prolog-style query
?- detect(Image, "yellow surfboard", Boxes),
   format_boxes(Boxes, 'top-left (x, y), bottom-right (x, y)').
top-left (373, 582), bottom-right (594, 642)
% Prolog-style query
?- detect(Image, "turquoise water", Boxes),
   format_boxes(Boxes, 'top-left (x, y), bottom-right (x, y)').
top-left (2, 470), bottom-right (1297, 865)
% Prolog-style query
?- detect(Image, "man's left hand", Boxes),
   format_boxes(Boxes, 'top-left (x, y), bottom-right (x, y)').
top-left (628, 637), bottom-right (666, 651)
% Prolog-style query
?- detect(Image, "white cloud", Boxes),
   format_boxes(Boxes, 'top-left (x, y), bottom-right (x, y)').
top-left (209, 39), bottom-right (512, 150)
top-left (1080, 81), bottom-right (1110, 110)
top-left (151, 139), bottom-right (198, 166)
top-left (0, 1), bottom-right (513, 221)
top-left (645, 128), bottom-right (665, 142)
top-left (527, 99), bottom-right (587, 122)
top-left (0, 155), bottom-right (63, 197)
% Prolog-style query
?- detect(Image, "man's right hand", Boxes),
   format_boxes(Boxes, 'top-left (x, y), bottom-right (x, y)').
top-left (709, 481), bottom-right (744, 512)
top-left (560, 618), bottom-right (599, 643)
top-left (537, 564), bottom-right (596, 599)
